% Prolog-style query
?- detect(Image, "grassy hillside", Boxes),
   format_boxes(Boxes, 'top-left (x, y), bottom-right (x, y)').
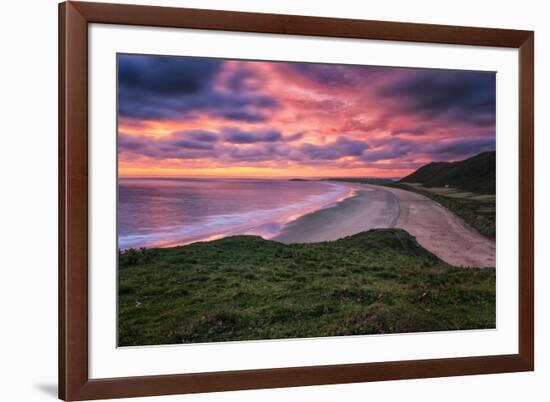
top-left (400, 151), bottom-right (495, 194)
top-left (118, 229), bottom-right (495, 346)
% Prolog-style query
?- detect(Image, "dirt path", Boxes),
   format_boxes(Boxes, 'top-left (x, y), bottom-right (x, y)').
top-left (274, 184), bottom-right (495, 267)
top-left (377, 185), bottom-right (495, 267)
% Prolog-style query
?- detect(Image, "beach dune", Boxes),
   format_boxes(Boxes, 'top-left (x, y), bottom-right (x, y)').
top-left (274, 184), bottom-right (495, 268)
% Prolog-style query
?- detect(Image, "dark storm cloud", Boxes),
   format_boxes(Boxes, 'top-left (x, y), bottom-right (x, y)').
top-left (297, 137), bottom-right (369, 161)
top-left (341, 119), bottom-right (380, 134)
top-left (118, 135), bottom-right (147, 151)
top-left (223, 129), bottom-right (282, 144)
top-left (119, 129), bottom-right (370, 164)
top-left (218, 110), bottom-right (272, 123)
top-left (119, 127), bottom-right (303, 160)
top-left (391, 125), bottom-right (431, 136)
top-left (360, 136), bottom-right (495, 164)
top-left (224, 145), bottom-right (284, 163)
top-left (118, 135), bottom-right (217, 160)
top-left (381, 70), bottom-right (496, 126)
top-left (424, 137), bottom-right (495, 159)
top-left (361, 140), bottom-right (415, 162)
top-left (171, 140), bottom-right (215, 150)
top-left (117, 54), bottom-right (278, 121)
top-left (224, 67), bottom-right (264, 93)
top-left (222, 128), bottom-right (304, 144)
top-left (180, 130), bottom-right (220, 143)
top-left (118, 54), bottom-right (221, 95)
top-left (291, 63), bottom-right (384, 87)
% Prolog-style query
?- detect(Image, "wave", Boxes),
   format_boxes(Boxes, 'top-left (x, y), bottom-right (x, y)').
top-left (119, 182), bottom-right (357, 249)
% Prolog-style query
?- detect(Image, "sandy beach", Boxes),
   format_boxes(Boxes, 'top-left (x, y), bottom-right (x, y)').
top-left (274, 184), bottom-right (495, 267)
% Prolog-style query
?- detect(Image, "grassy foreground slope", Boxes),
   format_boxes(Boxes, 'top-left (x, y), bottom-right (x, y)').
top-left (119, 229), bottom-right (495, 346)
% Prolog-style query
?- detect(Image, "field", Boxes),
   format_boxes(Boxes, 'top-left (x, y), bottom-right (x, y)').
top-left (118, 229), bottom-right (495, 346)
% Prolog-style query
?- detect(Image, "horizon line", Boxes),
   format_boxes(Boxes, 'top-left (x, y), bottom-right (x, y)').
top-left (118, 175), bottom-right (403, 180)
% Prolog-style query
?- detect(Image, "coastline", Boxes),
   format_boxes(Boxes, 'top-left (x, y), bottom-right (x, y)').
top-left (273, 185), bottom-right (398, 244)
top-left (274, 184), bottom-right (495, 268)
top-left (121, 180), bottom-right (359, 250)
top-left (120, 181), bottom-right (495, 268)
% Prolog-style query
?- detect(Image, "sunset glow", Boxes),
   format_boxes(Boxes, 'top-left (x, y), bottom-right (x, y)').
top-left (118, 54), bottom-right (496, 178)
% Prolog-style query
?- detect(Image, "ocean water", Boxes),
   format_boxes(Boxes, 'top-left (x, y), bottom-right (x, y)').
top-left (118, 178), bottom-right (355, 249)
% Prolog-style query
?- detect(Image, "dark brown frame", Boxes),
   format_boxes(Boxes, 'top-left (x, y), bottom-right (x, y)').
top-left (59, 1), bottom-right (534, 400)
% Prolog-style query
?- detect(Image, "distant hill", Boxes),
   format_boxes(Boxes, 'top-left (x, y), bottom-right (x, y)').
top-left (400, 151), bottom-right (495, 194)
top-left (323, 177), bottom-right (396, 185)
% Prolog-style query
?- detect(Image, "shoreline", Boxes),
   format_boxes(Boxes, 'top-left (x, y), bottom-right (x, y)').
top-left (273, 184), bottom-right (495, 268)
top-left (120, 182), bottom-right (495, 268)
top-left (121, 180), bottom-right (359, 250)
top-left (273, 185), bottom-right (398, 244)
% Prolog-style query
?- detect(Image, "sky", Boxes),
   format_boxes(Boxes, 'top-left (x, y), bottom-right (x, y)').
top-left (117, 54), bottom-right (496, 178)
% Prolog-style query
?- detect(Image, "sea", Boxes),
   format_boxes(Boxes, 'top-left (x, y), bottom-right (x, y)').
top-left (118, 178), bottom-right (355, 249)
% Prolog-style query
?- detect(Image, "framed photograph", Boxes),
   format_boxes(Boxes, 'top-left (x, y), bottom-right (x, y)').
top-left (59, 1), bottom-right (534, 400)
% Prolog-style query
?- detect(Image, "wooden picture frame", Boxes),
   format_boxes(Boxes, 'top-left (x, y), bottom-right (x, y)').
top-left (59, 1), bottom-right (534, 400)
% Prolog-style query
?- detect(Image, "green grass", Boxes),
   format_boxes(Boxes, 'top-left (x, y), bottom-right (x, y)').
top-left (118, 229), bottom-right (495, 346)
top-left (400, 151), bottom-right (495, 194)
top-left (387, 183), bottom-right (496, 238)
